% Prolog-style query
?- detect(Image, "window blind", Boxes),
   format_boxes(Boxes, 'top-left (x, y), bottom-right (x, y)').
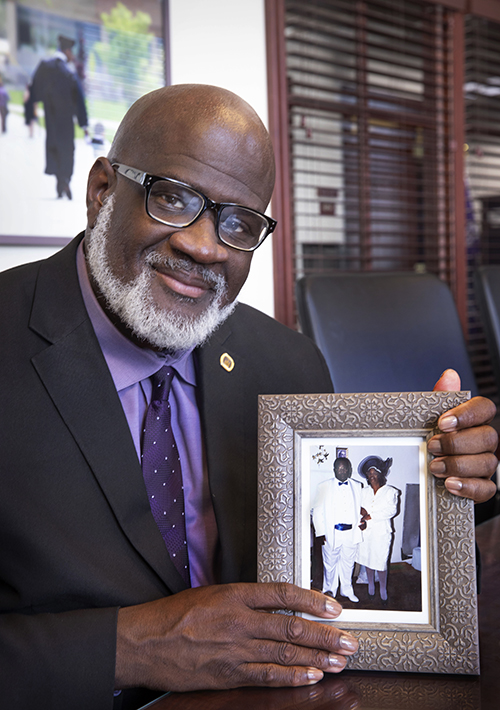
top-left (284, 0), bottom-right (457, 296)
top-left (465, 14), bottom-right (500, 402)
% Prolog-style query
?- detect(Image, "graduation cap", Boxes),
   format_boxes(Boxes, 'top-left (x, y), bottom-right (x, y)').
top-left (58, 35), bottom-right (76, 52)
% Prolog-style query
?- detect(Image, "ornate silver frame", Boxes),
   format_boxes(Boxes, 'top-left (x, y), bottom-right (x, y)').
top-left (257, 391), bottom-right (479, 674)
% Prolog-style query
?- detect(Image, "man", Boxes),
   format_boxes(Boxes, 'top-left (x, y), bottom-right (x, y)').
top-left (312, 457), bottom-right (363, 602)
top-left (0, 85), bottom-right (497, 710)
top-left (28, 34), bottom-right (88, 199)
top-left (0, 76), bottom-right (9, 133)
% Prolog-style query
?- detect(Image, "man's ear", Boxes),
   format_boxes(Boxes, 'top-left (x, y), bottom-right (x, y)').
top-left (86, 157), bottom-right (116, 228)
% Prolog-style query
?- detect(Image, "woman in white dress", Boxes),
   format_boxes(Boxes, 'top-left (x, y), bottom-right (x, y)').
top-left (357, 456), bottom-right (399, 601)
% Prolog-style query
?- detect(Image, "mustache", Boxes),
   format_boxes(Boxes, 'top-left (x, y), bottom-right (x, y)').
top-left (145, 252), bottom-right (227, 292)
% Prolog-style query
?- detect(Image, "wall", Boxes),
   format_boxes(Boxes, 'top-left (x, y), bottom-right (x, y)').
top-left (0, 244), bottom-right (63, 271)
top-left (169, 0), bottom-right (273, 317)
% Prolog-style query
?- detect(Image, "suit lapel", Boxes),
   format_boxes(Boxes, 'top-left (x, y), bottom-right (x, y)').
top-left (29, 238), bottom-right (186, 594)
top-left (196, 314), bottom-right (256, 583)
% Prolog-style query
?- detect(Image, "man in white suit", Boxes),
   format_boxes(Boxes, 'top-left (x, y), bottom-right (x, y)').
top-left (312, 457), bottom-right (363, 603)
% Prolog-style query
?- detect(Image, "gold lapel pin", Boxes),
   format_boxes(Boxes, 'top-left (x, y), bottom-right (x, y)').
top-left (220, 353), bottom-right (235, 372)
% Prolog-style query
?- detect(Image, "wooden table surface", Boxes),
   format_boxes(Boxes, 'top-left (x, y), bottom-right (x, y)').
top-left (143, 515), bottom-right (500, 710)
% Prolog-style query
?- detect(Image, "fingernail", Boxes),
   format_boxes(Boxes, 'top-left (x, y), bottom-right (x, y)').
top-left (339, 635), bottom-right (358, 652)
top-left (427, 438), bottom-right (442, 454)
top-left (307, 667), bottom-right (324, 682)
top-left (328, 654), bottom-right (346, 669)
top-left (325, 598), bottom-right (342, 616)
top-left (446, 478), bottom-right (463, 492)
top-left (429, 459), bottom-right (446, 474)
top-left (440, 415), bottom-right (458, 432)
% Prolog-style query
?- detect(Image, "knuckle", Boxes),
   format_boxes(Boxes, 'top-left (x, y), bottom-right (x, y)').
top-left (325, 626), bottom-right (344, 651)
top-left (289, 667), bottom-right (310, 686)
top-left (442, 425), bottom-right (498, 457)
top-left (456, 453), bottom-right (498, 477)
top-left (485, 427), bottom-right (499, 451)
top-left (468, 478), bottom-right (497, 504)
top-left (275, 642), bottom-right (299, 665)
top-left (213, 610), bottom-right (245, 638)
top-left (283, 615), bottom-right (306, 643)
top-left (266, 665), bottom-right (309, 687)
top-left (449, 456), bottom-right (467, 477)
top-left (484, 452), bottom-right (499, 476)
top-left (212, 658), bottom-right (240, 683)
top-left (259, 663), bottom-right (280, 685)
top-left (310, 648), bottom-right (329, 668)
top-left (274, 582), bottom-right (294, 608)
top-left (450, 456), bottom-right (466, 476)
top-left (471, 426), bottom-right (498, 453)
top-left (480, 396), bottom-right (497, 420)
top-left (442, 434), bottom-right (459, 455)
top-left (460, 396), bottom-right (496, 426)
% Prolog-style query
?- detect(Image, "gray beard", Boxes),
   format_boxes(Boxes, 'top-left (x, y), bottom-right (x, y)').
top-left (85, 194), bottom-right (237, 352)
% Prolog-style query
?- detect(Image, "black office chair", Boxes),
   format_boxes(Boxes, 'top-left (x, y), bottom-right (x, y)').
top-left (296, 271), bottom-right (477, 395)
top-left (296, 271), bottom-right (497, 526)
top-left (475, 265), bottom-right (500, 395)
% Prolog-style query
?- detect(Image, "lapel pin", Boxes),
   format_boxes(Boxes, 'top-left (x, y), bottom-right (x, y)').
top-left (220, 353), bottom-right (235, 372)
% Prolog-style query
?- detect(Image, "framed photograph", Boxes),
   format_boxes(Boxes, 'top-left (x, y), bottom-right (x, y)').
top-left (257, 391), bottom-right (480, 674)
top-left (0, 0), bottom-right (167, 243)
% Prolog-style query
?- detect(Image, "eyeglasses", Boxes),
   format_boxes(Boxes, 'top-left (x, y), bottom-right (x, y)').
top-left (112, 163), bottom-right (277, 252)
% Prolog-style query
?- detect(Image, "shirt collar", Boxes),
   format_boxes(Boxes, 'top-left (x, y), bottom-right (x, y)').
top-left (54, 50), bottom-right (69, 62)
top-left (76, 239), bottom-right (196, 392)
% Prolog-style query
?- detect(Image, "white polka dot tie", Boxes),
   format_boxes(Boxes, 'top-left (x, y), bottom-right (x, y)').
top-left (141, 365), bottom-right (190, 586)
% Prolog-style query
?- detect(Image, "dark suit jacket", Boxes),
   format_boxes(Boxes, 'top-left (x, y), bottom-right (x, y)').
top-left (0, 235), bottom-right (333, 709)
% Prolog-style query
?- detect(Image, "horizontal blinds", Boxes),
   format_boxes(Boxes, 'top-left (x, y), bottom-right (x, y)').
top-left (285, 0), bottom-right (455, 282)
top-left (465, 15), bottom-right (500, 402)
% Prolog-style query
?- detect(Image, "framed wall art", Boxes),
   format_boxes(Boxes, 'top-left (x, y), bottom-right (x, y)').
top-left (0, 0), bottom-right (168, 243)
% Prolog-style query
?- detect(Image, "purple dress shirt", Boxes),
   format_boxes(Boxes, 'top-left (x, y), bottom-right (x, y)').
top-left (76, 241), bottom-right (218, 587)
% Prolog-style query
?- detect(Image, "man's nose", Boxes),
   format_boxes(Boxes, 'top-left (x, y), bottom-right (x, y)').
top-left (167, 212), bottom-right (229, 264)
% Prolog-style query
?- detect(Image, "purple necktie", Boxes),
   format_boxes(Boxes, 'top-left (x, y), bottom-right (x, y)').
top-left (141, 365), bottom-right (190, 586)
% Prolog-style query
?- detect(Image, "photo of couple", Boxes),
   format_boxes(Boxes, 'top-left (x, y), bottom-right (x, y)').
top-left (309, 441), bottom-right (423, 614)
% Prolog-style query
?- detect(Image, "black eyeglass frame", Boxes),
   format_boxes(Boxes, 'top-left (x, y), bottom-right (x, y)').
top-left (112, 163), bottom-right (277, 252)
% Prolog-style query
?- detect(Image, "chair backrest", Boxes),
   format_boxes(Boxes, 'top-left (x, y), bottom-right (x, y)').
top-left (475, 265), bottom-right (500, 394)
top-left (296, 272), bottom-right (477, 395)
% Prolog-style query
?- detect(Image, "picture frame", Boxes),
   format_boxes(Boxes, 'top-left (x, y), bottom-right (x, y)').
top-left (0, 0), bottom-right (168, 243)
top-left (257, 390), bottom-right (480, 674)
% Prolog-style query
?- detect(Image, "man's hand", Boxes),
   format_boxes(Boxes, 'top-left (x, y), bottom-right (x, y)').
top-left (115, 582), bottom-right (358, 693)
top-left (359, 507), bottom-right (369, 530)
top-left (428, 369), bottom-right (498, 503)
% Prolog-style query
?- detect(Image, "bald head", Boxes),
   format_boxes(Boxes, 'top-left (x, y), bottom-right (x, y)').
top-left (84, 84), bottom-right (277, 352)
top-left (108, 84), bottom-right (275, 206)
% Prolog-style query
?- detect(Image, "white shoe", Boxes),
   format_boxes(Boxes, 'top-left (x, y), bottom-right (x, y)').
top-left (341, 588), bottom-right (359, 603)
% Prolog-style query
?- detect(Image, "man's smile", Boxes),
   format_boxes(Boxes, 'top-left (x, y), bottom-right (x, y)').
top-left (145, 251), bottom-right (225, 303)
top-left (153, 266), bottom-right (214, 300)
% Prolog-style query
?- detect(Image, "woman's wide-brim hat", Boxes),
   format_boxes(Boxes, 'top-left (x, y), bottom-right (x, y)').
top-left (358, 455), bottom-right (393, 478)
